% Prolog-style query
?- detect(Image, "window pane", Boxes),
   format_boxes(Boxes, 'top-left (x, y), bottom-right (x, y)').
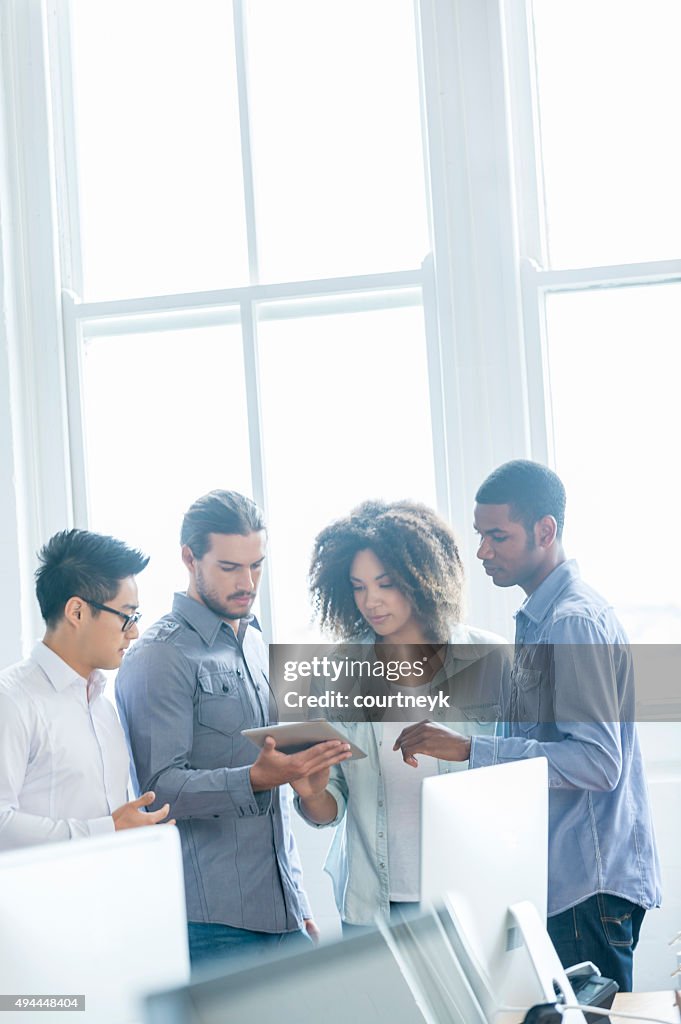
top-left (246, 0), bottom-right (429, 282)
top-left (532, 0), bottom-right (681, 267)
top-left (545, 284), bottom-right (681, 640)
top-left (70, 0), bottom-right (249, 299)
top-left (81, 323), bottom-right (252, 628)
top-left (257, 301), bottom-right (437, 640)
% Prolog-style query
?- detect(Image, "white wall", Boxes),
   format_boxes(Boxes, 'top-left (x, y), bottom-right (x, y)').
top-left (635, 725), bottom-right (681, 989)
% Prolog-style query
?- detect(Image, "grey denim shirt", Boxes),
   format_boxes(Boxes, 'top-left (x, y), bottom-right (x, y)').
top-left (115, 592), bottom-right (311, 932)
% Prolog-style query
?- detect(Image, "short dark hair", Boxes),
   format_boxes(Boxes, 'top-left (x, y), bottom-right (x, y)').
top-left (475, 460), bottom-right (566, 537)
top-left (35, 529), bottom-right (149, 627)
top-left (309, 500), bottom-right (465, 643)
top-left (180, 490), bottom-right (266, 558)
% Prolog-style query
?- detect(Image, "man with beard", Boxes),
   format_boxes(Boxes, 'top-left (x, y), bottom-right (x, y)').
top-left (116, 491), bottom-right (350, 966)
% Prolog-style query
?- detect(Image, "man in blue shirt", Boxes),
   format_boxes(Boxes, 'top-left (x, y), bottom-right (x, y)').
top-left (116, 490), bottom-right (351, 967)
top-left (394, 460), bottom-right (660, 991)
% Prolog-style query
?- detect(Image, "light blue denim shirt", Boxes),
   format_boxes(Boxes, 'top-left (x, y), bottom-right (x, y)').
top-left (295, 625), bottom-right (510, 925)
top-left (470, 560), bottom-right (661, 917)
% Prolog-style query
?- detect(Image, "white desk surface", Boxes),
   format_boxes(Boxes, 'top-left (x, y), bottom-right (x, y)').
top-left (498, 990), bottom-right (680, 1023)
top-left (613, 990), bottom-right (681, 1022)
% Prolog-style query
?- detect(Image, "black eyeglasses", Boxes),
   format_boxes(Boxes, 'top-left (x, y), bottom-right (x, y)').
top-left (83, 599), bottom-right (142, 633)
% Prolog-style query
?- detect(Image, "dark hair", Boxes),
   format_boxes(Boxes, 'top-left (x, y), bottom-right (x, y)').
top-left (180, 490), bottom-right (266, 558)
top-left (309, 500), bottom-right (465, 643)
top-left (35, 529), bottom-right (149, 627)
top-left (475, 460), bottom-right (566, 538)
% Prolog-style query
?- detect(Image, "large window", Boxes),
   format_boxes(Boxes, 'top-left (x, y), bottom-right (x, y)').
top-left (55, 0), bottom-right (440, 638)
top-left (513, 0), bottom-right (681, 641)
top-left (4, 0), bottom-right (679, 647)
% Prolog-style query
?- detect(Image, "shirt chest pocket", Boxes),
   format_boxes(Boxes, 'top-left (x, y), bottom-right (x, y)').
top-left (459, 702), bottom-right (501, 730)
top-left (197, 670), bottom-right (246, 735)
top-left (513, 667), bottom-right (542, 733)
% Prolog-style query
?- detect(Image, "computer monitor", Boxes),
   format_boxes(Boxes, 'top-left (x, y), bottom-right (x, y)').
top-left (146, 927), bottom-right (428, 1024)
top-left (421, 758), bottom-right (585, 1022)
top-left (146, 907), bottom-right (502, 1024)
top-left (0, 827), bottom-right (190, 1023)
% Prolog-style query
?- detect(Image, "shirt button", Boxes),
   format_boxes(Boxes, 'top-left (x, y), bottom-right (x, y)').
top-left (378, 831), bottom-right (384, 838)
top-left (379, 862), bottom-right (385, 869)
top-left (378, 800), bottom-right (384, 807)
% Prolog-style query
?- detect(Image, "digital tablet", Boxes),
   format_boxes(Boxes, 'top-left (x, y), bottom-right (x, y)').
top-left (242, 720), bottom-right (367, 759)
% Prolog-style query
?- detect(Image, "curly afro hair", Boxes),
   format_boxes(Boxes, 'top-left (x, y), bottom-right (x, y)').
top-left (309, 499), bottom-right (465, 642)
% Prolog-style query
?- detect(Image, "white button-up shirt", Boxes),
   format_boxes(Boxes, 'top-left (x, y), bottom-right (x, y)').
top-left (0, 641), bottom-right (129, 850)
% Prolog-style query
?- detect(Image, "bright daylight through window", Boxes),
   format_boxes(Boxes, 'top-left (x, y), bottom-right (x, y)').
top-left (65, 0), bottom-right (433, 639)
top-left (46, 0), bottom-right (681, 644)
top-left (528, 0), bottom-right (681, 641)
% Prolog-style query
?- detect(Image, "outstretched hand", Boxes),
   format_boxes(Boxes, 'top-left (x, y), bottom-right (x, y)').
top-left (392, 721), bottom-right (471, 767)
top-left (113, 791), bottom-right (176, 830)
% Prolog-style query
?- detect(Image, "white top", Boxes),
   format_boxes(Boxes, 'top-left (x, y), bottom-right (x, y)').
top-left (0, 641), bottom-right (130, 850)
top-left (379, 682), bottom-right (440, 901)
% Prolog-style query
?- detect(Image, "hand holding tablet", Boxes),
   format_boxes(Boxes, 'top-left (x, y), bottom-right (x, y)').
top-left (242, 720), bottom-right (367, 759)
top-left (243, 721), bottom-right (364, 792)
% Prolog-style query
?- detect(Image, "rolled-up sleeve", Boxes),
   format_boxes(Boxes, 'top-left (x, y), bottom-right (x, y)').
top-left (471, 617), bottom-right (623, 793)
top-left (116, 644), bottom-right (269, 819)
top-left (293, 762), bottom-right (347, 829)
top-left (470, 724), bottom-right (621, 791)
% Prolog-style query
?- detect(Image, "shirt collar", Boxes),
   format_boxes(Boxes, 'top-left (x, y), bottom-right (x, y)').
top-left (515, 558), bottom-right (581, 625)
top-left (30, 640), bottom-right (107, 697)
top-left (172, 591), bottom-right (261, 646)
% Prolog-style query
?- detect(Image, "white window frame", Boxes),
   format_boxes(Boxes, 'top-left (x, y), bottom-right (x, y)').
top-left (1, 0), bottom-right (542, 653)
top-left (503, 0), bottom-right (681, 458)
top-left (50, 2), bottom-right (451, 642)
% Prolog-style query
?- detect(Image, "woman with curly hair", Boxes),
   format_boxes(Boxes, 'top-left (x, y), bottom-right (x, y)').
top-left (292, 499), bottom-right (509, 930)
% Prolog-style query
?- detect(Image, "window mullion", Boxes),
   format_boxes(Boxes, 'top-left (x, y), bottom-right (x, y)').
top-left (501, 0), bottom-right (548, 267)
top-left (519, 259), bottom-right (552, 466)
top-left (46, 0), bottom-right (83, 297)
top-left (419, 0), bottom-right (530, 637)
top-left (531, 258), bottom-right (681, 293)
top-left (421, 253), bottom-right (452, 520)
top-left (2, 0), bottom-right (73, 536)
top-left (240, 298), bottom-right (275, 641)
top-left (233, 0), bottom-right (259, 285)
top-left (69, 269), bottom-right (424, 322)
top-left (61, 289), bottom-right (90, 527)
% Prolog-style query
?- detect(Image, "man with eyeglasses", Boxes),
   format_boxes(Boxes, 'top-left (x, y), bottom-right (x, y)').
top-left (0, 528), bottom-right (173, 850)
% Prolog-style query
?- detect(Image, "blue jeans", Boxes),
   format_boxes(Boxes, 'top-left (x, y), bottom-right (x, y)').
top-left (547, 893), bottom-right (645, 993)
top-left (188, 921), bottom-right (312, 970)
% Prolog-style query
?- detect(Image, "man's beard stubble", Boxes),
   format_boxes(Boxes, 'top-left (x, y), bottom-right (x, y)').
top-left (195, 567), bottom-right (254, 621)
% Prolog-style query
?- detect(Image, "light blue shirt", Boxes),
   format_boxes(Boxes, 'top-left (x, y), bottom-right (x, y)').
top-left (470, 560), bottom-right (661, 916)
top-left (295, 625), bottom-right (510, 925)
